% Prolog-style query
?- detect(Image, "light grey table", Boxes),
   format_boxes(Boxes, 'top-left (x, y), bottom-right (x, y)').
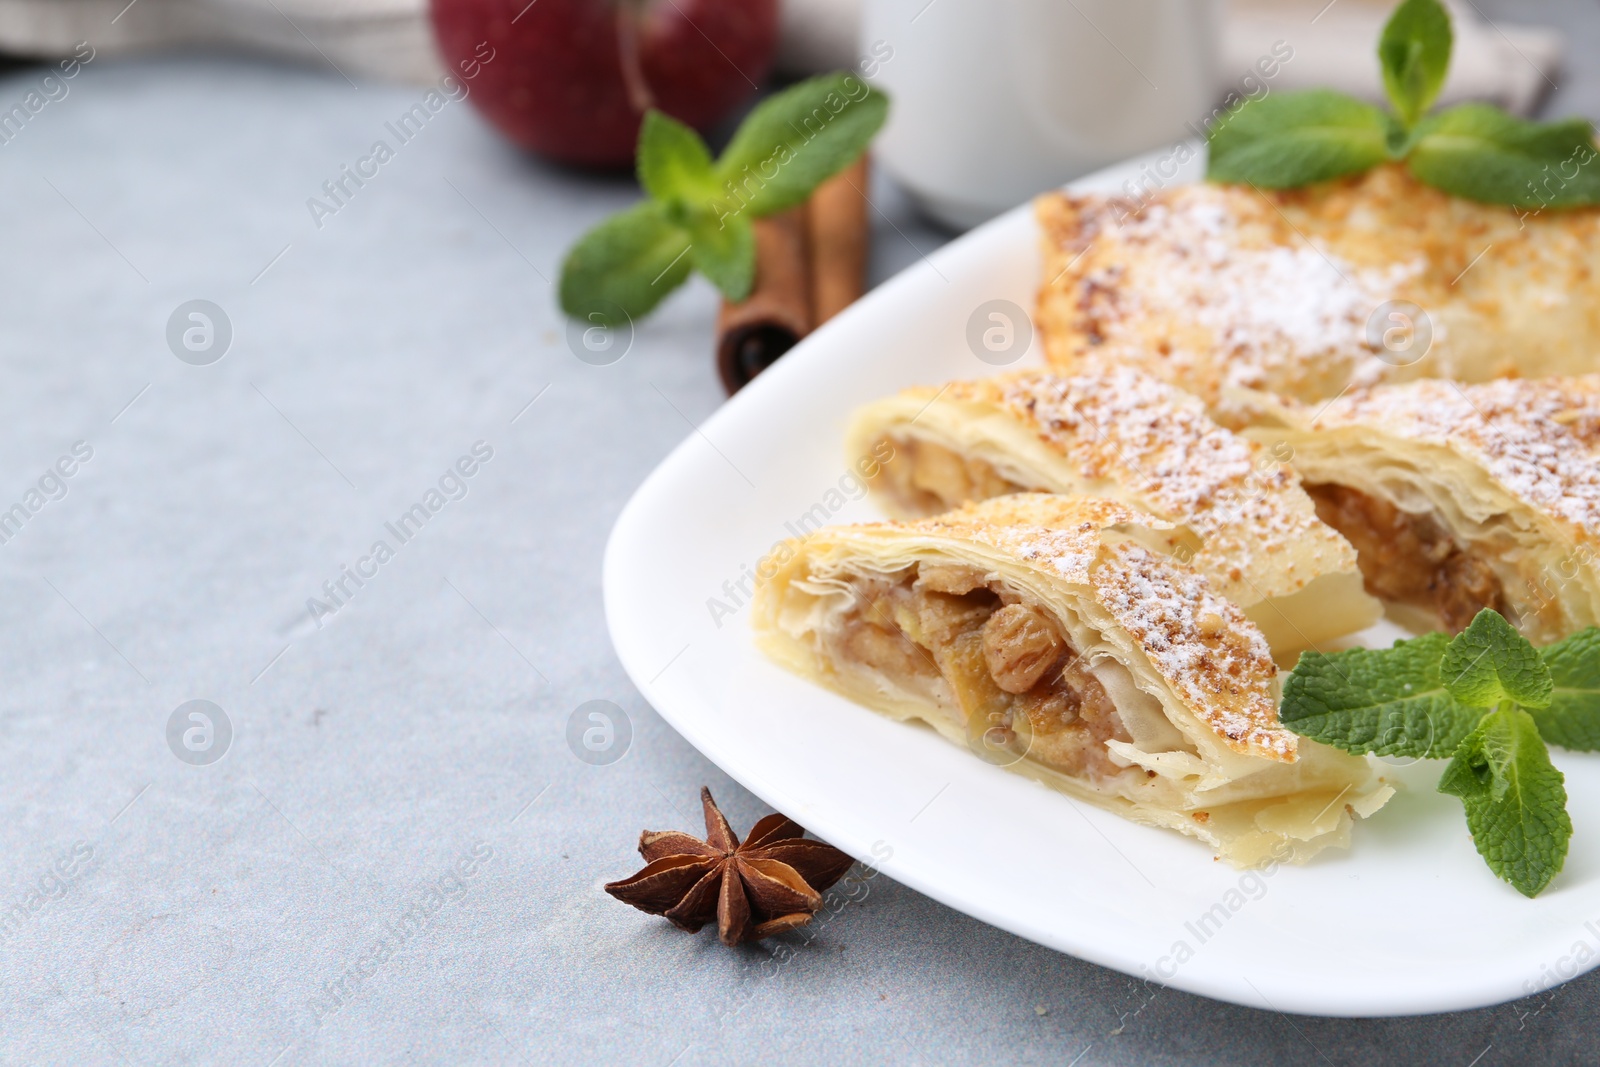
top-left (3, 2), bottom-right (1598, 1064)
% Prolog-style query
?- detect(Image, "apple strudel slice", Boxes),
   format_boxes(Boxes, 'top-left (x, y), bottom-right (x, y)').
top-left (846, 366), bottom-right (1379, 656)
top-left (1036, 165), bottom-right (1600, 422)
top-left (753, 494), bottom-right (1391, 867)
top-left (1246, 377), bottom-right (1600, 643)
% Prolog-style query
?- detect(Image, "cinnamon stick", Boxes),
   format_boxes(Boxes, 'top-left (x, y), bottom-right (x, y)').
top-left (715, 155), bottom-right (872, 394)
top-left (715, 206), bottom-right (811, 395)
top-left (807, 155), bottom-right (870, 326)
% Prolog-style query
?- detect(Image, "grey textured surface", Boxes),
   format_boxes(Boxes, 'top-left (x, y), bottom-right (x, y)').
top-left (2, 3), bottom-right (1599, 1064)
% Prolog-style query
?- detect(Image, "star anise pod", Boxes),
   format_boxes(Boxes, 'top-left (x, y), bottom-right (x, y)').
top-left (604, 787), bottom-right (855, 946)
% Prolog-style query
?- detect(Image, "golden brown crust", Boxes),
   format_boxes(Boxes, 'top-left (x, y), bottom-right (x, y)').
top-left (1036, 165), bottom-right (1600, 412)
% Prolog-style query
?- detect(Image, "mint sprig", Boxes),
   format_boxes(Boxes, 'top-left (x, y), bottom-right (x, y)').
top-left (559, 73), bottom-right (889, 328)
top-left (1207, 0), bottom-right (1600, 208)
top-left (1282, 609), bottom-right (1592, 898)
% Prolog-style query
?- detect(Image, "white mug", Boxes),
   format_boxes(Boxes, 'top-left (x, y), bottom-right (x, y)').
top-left (862, 0), bottom-right (1221, 229)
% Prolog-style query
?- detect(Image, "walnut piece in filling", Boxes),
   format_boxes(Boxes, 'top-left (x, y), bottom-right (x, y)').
top-left (872, 436), bottom-right (1026, 513)
top-left (1306, 483), bottom-right (1505, 633)
top-left (834, 563), bottom-right (1134, 781)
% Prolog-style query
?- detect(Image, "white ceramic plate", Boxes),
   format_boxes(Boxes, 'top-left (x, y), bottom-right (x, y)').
top-left (603, 148), bottom-right (1600, 1017)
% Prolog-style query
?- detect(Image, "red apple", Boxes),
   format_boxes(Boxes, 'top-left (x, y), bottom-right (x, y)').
top-left (431, 0), bottom-right (779, 168)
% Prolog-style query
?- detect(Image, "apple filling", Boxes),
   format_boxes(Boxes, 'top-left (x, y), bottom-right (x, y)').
top-left (833, 561), bottom-right (1136, 781)
top-left (873, 435), bottom-right (1026, 513)
top-left (1306, 483), bottom-right (1506, 633)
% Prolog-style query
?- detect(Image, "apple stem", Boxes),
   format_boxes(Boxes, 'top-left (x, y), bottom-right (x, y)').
top-left (615, 1), bottom-right (656, 115)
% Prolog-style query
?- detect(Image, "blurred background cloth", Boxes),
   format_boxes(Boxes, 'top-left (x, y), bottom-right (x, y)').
top-left (0, 0), bottom-right (441, 82)
top-left (0, 0), bottom-right (1563, 115)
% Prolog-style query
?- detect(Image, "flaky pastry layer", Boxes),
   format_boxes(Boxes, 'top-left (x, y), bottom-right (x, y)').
top-left (1248, 376), bottom-right (1600, 643)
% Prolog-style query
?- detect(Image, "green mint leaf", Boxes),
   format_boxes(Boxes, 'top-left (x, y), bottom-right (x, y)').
top-left (1438, 706), bottom-right (1571, 897)
top-left (637, 110), bottom-right (718, 205)
top-left (1407, 105), bottom-right (1600, 208)
top-left (558, 200), bottom-right (693, 328)
top-left (1532, 627), bottom-right (1600, 751)
top-left (713, 72), bottom-right (888, 218)
top-left (1206, 90), bottom-right (1394, 188)
top-left (1280, 632), bottom-right (1481, 757)
top-left (1440, 609), bottom-right (1552, 709)
top-left (1378, 0), bottom-right (1453, 128)
top-left (686, 211), bottom-right (755, 303)
top-left (559, 71), bottom-right (891, 326)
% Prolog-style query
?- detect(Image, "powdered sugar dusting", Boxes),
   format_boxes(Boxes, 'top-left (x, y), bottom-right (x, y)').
top-left (946, 366), bottom-right (1350, 600)
top-left (1108, 189), bottom-right (1422, 392)
top-left (1316, 377), bottom-right (1600, 538)
top-left (1093, 541), bottom-right (1294, 761)
top-left (1038, 185), bottom-right (1427, 407)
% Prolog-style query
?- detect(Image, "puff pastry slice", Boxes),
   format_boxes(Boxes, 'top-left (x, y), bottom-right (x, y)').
top-left (846, 366), bottom-right (1379, 655)
top-left (1247, 376), bottom-right (1600, 643)
top-left (1036, 165), bottom-right (1600, 422)
top-left (753, 494), bottom-right (1391, 867)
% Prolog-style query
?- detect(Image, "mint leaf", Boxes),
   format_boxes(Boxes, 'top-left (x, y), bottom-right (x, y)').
top-left (713, 72), bottom-right (888, 218)
top-left (1408, 105), bottom-right (1600, 208)
top-left (1440, 609), bottom-right (1553, 709)
top-left (637, 111), bottom-right (718, 205)
top-left (1280, 632), bottom-right (1481, 757)
top-left (1378, 0), bottom-right (1453, 128)
top-left (1532, 627), bottom-right (1600, 751)
top-left (1438, 706), bottom-right (1571, 897)
top-left (559, 200), bottom-right (693, 327)
top-left (687, 211), bottom-right (755, 302)
top-left (560, 70), bottom-right (891, 329)
top-left (1206, 90), bottom-right (1395, 188)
